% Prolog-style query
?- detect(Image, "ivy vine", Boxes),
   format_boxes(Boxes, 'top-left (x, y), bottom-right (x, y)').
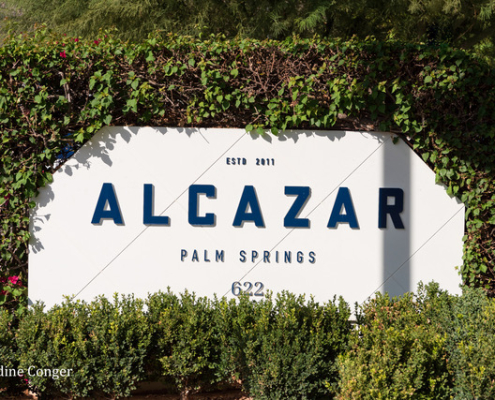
top-left (1, 28), bottom-right (494, 311)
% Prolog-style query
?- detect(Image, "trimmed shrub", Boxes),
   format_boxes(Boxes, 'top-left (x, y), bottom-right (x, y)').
top-left (86, 295), bottom-right (151, 398)
top-left (16, 295), bottom-right (150, 399)
top-left (16, 301), bottom-right (93, 398)
top-left (0, 308), bottom-right (25, 396)
top-left (224, 292), bottom-right (351, 399)
top-left (11, 285), bottom-right (495, 399)
top-left (147, 291), bottom-right (224, 399)
top-left (338, 285), bottom-right (452, 400)
top-left (438, 287), bottom-right (495, 399)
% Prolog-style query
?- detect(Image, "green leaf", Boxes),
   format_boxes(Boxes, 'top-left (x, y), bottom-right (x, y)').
top-left (103, 114), bottom-right (112, 125)
top-left (126, 99), bottom-right (138, 113)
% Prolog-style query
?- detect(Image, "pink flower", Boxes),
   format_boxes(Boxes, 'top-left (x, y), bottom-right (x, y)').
top-left (74, 38), bottom-right (79, 43)
top-left (60, 51), bottom-right (67, 58)
top-left (8, 276), bottom-right (18, 285)
top-left (94, 39), bottom-right (100, 45)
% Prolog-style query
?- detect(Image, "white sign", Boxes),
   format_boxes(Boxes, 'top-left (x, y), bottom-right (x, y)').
top-left (29, 127), bottom-right (465, 309)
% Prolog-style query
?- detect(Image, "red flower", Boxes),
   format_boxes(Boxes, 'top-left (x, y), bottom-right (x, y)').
top-left (60, 50), bottom-right (67, 58)
top-left (94, 39), bottom-right (100, 45)
top-left (74, 38), bottom-right (79, 43)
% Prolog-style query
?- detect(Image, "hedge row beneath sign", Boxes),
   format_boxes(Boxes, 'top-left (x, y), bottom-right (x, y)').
top-left (339, 282), bottom-right (495, 400)
top-left (1, 28), bottom-right (495, 309)
top-left (6, 291), bottom-right (352, 399)
top-left (1, 285), bottom-right (495, 399)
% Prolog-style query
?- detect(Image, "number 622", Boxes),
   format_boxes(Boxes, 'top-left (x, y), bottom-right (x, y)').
top-left (231, 281), bottom-right (264, 297)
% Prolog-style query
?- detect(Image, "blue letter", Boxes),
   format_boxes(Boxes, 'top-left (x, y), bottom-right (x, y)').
top-left (284, 186), bottom-right (310, 228)
top-left (327, 187), bottom-right (359, 228)
top-left (188, 184), bottom-right (216, 226)
top-left (379, 188), bottom-right (405, 229)
top-left (215, 250), bottom-right (225, 262)
top-left (91, 183), bottom-right (123, 225)
top-left (233, 186), bottom-right (265, 227)
top-left (143, 184), bottom-right (170, 225)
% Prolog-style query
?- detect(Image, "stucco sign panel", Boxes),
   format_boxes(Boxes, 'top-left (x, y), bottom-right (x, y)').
top-left (29, 127), bottom-right (465, 308)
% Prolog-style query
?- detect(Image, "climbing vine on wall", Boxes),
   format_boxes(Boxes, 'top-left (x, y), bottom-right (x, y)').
top-left (1, 28), bottom-right (494, 310)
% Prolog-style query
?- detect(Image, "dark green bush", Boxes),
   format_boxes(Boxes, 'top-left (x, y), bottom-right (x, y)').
top-left (86, 295), bottom-right (151, 398)
top-left (10, 286), bottom-right (495, 399)
top-left (223, 292), bottom-right (351, 399)
top-left (16, 295), bottom-right (150, 399)
top-left (0, 308), bottom-right (25, 396)
top-left (338, 285), bottom-right (452, 400)
top-left (147, 291), bottom-right (224, 399)
top-left (436, 287), bottom-right (495, 399)
top-left (16, 300), bottom-right (93, 398)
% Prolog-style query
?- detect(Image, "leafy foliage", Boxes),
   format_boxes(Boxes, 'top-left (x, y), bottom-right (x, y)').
top-left (147, 291), bottom-right (224, 399)
top-left (338, 283), bottom-right (495, 400)
top-left (16, 295), bottom-right (151, 399)
top-left (0, 308), bottom-right (25, 395)
top-left (338, 285), bottom-right (452, 399)
top-left (10, 290), bottom-right (351, 399)
top-left (224, 292), bottom-right (351, 399)
top-left (7, 285), bottom-right (495, 398)
top-left (435, 286), bottom-right (495, 399)
top-left (1, 29), bottom-right (495, 307)
top-left (5, 0), bottom-right (495, 56)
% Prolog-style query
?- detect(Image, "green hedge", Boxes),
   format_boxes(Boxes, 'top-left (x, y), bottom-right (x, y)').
top-left (337, 283), bottom-right (495, 400)
top-left (7, 291), bottom-right (351, 399)
top-left (0, 285), bottom-right (494, 399)
top-left (1, 29), bottom-right (495, 305)
top-left (338, 285), bottom-right (452, 399)
top-left (16, 295), bottom-right (151, 398)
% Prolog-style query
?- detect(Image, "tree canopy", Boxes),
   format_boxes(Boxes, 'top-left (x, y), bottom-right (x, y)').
top-left (3, 0), bottom-right (495, 56)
